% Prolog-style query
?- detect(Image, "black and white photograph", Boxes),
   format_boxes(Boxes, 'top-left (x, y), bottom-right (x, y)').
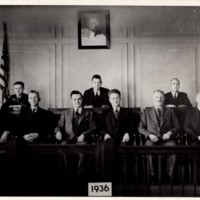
top-left (78, 9), bottom-right (110, 49)
top-left (0, 1), bottom-right (200, 197)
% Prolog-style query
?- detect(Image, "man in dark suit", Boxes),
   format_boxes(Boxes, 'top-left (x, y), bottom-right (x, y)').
top-left (83, 74), bottom-right (110, 108)
top-left (19, 90), bottom-right (52, 143)
top-left (2, 81), bottom-right (30, 112)
top-left (55, 90), bottom-right (96, 144)
top-left (139, 90), bottom-right (180, 181)
top-left (164, 78), bottom-right (192, 107)
top-left (101, 89), bottom-right (139, 182)
top-left (101, 89), bottom-right (136, 144)
top-left (184, 93), bottom-right (200, 145)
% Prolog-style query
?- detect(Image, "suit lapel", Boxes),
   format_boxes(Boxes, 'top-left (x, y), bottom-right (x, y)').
top-left (78, 108), bottom-right (86, 126)
top-left (150, 107), bottom-right (159, 127)
top-left (160, 107), bottom-right (168, 127)
top-left (65, 108), bottom-right (74, 133)
top-left (110, 109), bottom-right (117, 127)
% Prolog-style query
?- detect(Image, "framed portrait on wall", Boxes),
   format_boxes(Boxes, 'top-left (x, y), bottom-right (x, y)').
top-left (78, 10), bottom-right (110, 49)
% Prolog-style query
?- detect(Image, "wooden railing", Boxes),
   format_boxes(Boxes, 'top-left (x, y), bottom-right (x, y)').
top-left (1, 140), bottom-right (200, 196)
top-left (115, 144), bottom-right (200, 196)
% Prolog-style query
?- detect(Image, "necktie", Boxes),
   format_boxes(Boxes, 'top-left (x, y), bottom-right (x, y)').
top-left (115, 109), bottom-right (119, 119)
top-left (74, 110), bottom-right (80, 134)
top-left (157, 108), bottom-right (161, 125)
top-left (75, 110), bottom-right (80, 118)
top-left (32, 108), bottom-right (36, 114)
top-left (94, 92), bottom-right (100, 107)
top-left (173, 93), bottom-right (177, 99)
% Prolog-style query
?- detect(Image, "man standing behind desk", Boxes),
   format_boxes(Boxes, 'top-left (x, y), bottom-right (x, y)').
top-left (83, 74), bottom-right (110, 108)
top-left (2, 81), bottom-right (30, 111)
top-left (164, 78), bottom-right (192, 107)
top-left (139, 90), bottom-right (180, 182)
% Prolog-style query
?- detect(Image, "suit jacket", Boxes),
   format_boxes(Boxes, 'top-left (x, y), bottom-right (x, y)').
top-left (2, 93), bottom-right (30, 111)
top-left (138, 107), bottom-right (180, 139)
top-left (184, 107), bottom-right (200, 139)
top-left (19, 107), bottom-right (53, 143)
top-left (164, 92), bottom-right (192, 107)
top-left (83, 87), bottom-right (110, 108)
top-left (101, 108), bottom-right (137, 144)
top-left (55, 108), bottom-right (96, 143)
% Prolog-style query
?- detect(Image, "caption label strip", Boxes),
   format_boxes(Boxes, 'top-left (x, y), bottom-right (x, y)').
top-left (88, 182), bottom-right (112, 196)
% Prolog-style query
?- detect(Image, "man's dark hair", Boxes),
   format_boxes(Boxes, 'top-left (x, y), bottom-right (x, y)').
top-left (92, 74), bottom-right (102, 81)
top-left (108, 89), bottom-right (121, 97)
top-left (14, 81), bottom-right (24, 88)
top-left (29, 90), bottom-right (40, 99)
top-left (70, 90), bottom-right (83, 98)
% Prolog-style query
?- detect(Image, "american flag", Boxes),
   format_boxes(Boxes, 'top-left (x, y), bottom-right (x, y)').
top-left (0, 22), bottom-right (9, 107)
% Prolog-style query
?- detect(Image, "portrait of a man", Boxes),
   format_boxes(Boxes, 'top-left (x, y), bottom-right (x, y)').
top-left (78, 10), bottom-right (110, 49)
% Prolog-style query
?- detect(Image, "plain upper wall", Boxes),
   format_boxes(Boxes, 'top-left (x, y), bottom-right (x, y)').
top-left (0, 6), bottom-right (199, 108)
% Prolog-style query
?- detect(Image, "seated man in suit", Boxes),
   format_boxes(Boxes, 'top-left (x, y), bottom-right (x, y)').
top-left (184, 93), bottom-right (200, 145)
top-left (139, 90), bottom-right (180, 181)
top-left (55, 90), bottom-right (96, 178)
top-left (101, 89), bottom-right (136, 144)
top-left (2, 81), bottom-right (30, 112)
top-left (18, 90), bottom-right (52, 143)
top-left (83, 74), bottom-right (110, 109)
top-left (164, 78), bottom-right (192, 107)
top-left (55, 90), bottom-right (96, 144)
top-left (100, 89), bottom-right (138, 181)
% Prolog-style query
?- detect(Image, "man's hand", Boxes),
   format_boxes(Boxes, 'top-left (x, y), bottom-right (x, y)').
top-left (166, 104), bottom-right (176, 108)
top-left (149, 134), bottom-right (159, 142)
top-left (198, 136), bottom-right (200, 141)
top-left (0, 131), bottom-right (10, 144)
top-left (178, 104), bottom-right (187, 108)
top-left (55, 131), bottom-right (62, 140)
top-left (162, 131), bottom-right (172, 140)
top-left (77, 134), bottom-right (84, 143)
top-left (29, 133), bottom-right (39, 139)
top-left (104, 134), bottom-right (111, 141)
top-left (23, 134), bottom-right (33, 143)
top-left (101, 104), bottom-right (109, 109)
top-left (84, 105), bottom-right (94, 109)
top-left (122, 133), bottom-right (130, 143)
top-left (23, 133), bottom-right (39, 143)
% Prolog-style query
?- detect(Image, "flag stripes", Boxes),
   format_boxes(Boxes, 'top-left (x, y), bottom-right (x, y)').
top-left (0, 22), bottom-right (9, 106)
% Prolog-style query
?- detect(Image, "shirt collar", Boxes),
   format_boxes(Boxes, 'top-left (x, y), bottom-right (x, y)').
top-left (74, 107), bottom-right (82, 114)
top-left (113, 106), bottom-right (120, 112)
top-left (31, 106), bottom-right (38, 113)
top-left (93, 88), bottom-right (100, 96)
top-left (171, 91), bottom-right (178, 96)
top-left (154, 106), bottom-right (163, 111)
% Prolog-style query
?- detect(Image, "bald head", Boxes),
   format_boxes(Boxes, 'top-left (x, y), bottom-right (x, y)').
top-left (153, 90), bottom-right (165, 107)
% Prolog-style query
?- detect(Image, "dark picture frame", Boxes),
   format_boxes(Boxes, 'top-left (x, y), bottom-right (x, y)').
top-left (78, 10), bottom-right (110, 49)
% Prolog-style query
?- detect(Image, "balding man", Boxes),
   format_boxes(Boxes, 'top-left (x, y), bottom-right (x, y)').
top-left (164, 78), bottom-right (192, 107)
top-left (139, 90), bottom-right (180, 182)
